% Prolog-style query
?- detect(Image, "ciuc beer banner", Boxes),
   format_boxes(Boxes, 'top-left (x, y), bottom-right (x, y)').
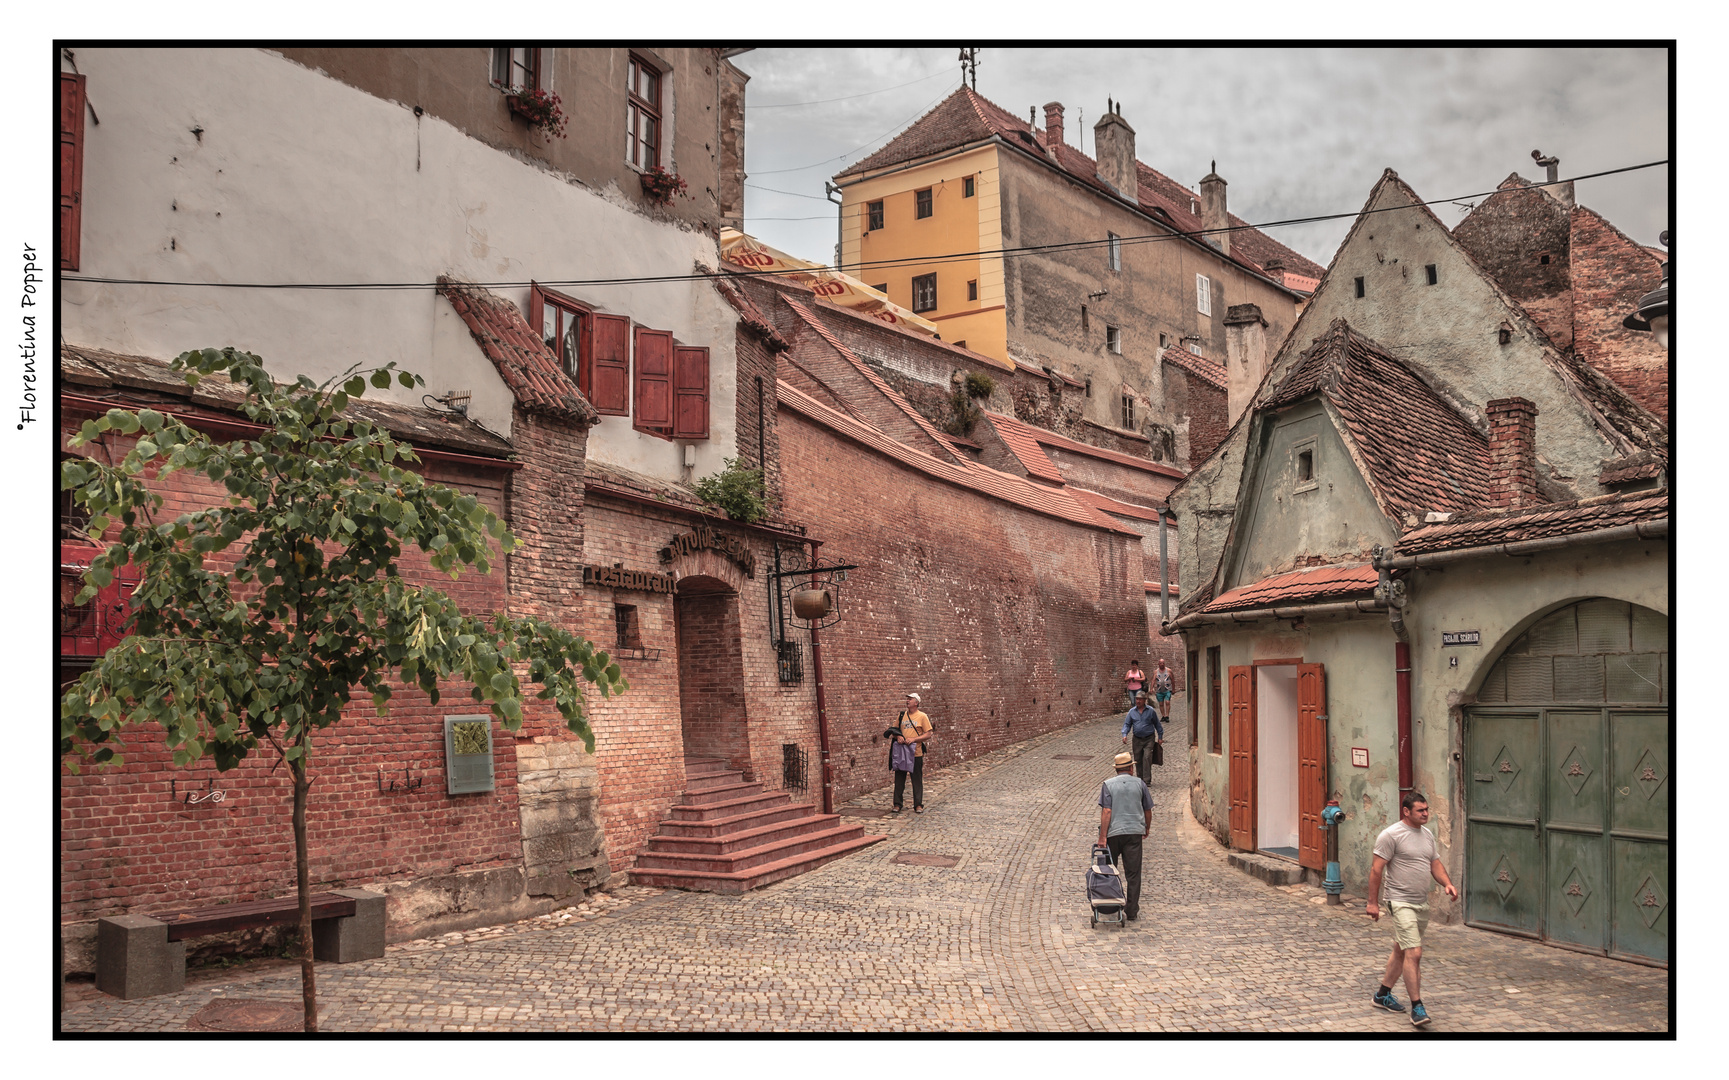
top-left (720, 228), bottom-right (946, 340)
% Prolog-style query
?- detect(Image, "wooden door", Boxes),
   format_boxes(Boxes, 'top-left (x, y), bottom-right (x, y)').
top-left (1296, 663), bottom-right (1328, 870)
top-left (1465, 710), bottom-right (1544, 938)
top-left (1609, 710), bottom-right (1668, 964)
top-left (1545, 710), bottom-right (1608, 952)
top-left (1227, 666), bottom-right (1256, 851)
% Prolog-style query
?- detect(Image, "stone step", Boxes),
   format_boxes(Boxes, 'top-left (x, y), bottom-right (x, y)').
top-left (644, 813), bottom-right (842, 855)
top-left (1229, 850), bottom-right (1309, 887)
top-left (684, 758), bottom-right (732, 777)
top-left (654, 801), bottom-right (817, 838)
top-left (680, 781), bottom-right (767, 807)
top-left (685, 769), bottom-right (748, 792)
top-left (666, 791), bottom-right (794, 822)
top-left (632, 823), bottom-right (873, 874)
top-left (630, 834), bottom-right (887, 894)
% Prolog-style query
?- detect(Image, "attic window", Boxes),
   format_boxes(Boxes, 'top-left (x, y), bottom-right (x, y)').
top-left (1498, 324), bottom-right (1513, 346)
top-left (1297, 450), bottom-right (1314, 482)
top-left (1425, 264), bottom-right (1439, 286)
top-left (1159, 332), bottom-right (1169, 350)
top-left (1539, 253), bottom-right (1551, 265)
top-left (1354, 276), bottom-right (1366, 298)
top-left (1293, 438), bottom-right (1319, 493)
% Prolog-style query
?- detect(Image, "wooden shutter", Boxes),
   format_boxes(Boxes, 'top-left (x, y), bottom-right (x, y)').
top-left (1227, 665), bottom-right (1256, 851)
top-left (633, 328), bottom-right (673, 431)
top-left (529, 285), bottom-right (546, 338)
top-left (60, 73), bottom-right (87, 272)
top-left (672, 346), bottom-right (709, 440)
top-left (1296, 663), bottom-right (1328, 871)
top-left (590, 314), bottom-right (630, 415)
top-left (1188, 650), bottom-right (1200, 743)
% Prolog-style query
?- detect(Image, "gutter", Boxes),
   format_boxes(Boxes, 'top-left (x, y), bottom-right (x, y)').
top-left (1161, 596), bottom-right (1384, 634)
top-left (1372, 518), bottom-right (1669, 571)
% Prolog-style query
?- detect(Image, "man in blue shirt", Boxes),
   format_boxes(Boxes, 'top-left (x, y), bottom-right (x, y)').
top-left (1120, 690), bottom-right (1164, 782)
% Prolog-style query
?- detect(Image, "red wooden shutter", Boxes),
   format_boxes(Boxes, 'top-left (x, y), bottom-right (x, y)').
top-left (590, 314), bottom-right (630, 415)
top-left (529, 285), bottom-right (546, 337)
top-left (1227, 666), bottom-right (1257, 852)
top-left (672, 346), bottom-right (709, 440)
top-left (60, 73), bottom-right (87, 271)
top-left (633, 328), bottom-right (673, 431)
top-left (1296, 663), bottom-right (1328, 871)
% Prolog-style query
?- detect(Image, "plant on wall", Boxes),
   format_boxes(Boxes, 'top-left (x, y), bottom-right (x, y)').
top-left (639, 166), bottom-right (690, 207)
top-left (963, 371), bottom-right (996, 399)
top-left (506, 87), bottom-right (569, 139)
top-left (693, 457), bottom-right (767, 523)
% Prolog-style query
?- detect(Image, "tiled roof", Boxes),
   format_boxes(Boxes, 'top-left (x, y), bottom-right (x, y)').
top-left (778, 380), bottom-right (1136, 537)
top-left (711, 274), bottom-right (789, 352)
top-left (1014, 414), bottom-right (1187, 479)
top-left (1395, 490), bottom-right (1667, 556)
top-left (1160, 345), bottom-right (1228, 391)
top-left (1204, 564), bottom-right (1379, 613)
top-left (1598, 451), bottom-right (1665, 486)
top-left (1073, 487), bottom-right (1167, 523)
top-left (836, 88), bottom-right (1325, 282)
top-left (437, 277), bottom-right (599, 427)
top-left (1143, 581), bottom-right (1182, 596)
top-left (1267, 319), bottom-right (1492, 520)
top-left (981, 412), bottom-right (1068, 485)
top-left (59, 343), bottom-right (515, 458)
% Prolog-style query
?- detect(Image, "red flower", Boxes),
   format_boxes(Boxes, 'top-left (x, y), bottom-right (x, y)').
top-left (506, 87), bottom-right (568, 139)
top-left (639, 167), bottom-right (689, 206)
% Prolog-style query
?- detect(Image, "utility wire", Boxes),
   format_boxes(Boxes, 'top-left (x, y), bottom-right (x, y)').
top-left (746, 79), bottom-right (963, 175)
top-left (63, 160), bottom-right (1666, 293)
top-left (745, 183), bottom-right (837, 202)
top-left (745, 68), bottom-right (954, 110)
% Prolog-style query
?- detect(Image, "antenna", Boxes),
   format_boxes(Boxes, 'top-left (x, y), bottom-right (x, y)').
top-left (957, 48), bottom-right (979, 91)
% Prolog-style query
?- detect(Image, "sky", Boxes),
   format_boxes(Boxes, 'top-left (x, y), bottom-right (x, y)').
top-left (732, 47), bottom-right (1671, 270)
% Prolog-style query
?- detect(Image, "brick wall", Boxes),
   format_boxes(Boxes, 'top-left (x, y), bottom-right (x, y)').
top-left (1453, 182), bottom-right (1575, 349)
top-left (1568, 208), bottom-right (1668, 423)
top-left (1486, 397), bottom-right (1540, 509)
top-left (777, 407), bottom-right (1149, 805)
top-left (732, 329), bottom-right (784, 512)
top-left (675, 587), bottom-right (750, 772)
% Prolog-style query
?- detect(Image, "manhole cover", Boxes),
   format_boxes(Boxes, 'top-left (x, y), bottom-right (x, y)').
top-left (840, 807), bottom-right (893, 818)
top-left (186, 998), bottom-right (307, 1032)
top-left (1052, 755), bottom-right (1093, 761)
top-left (892, 852), bottom-right (961, 867)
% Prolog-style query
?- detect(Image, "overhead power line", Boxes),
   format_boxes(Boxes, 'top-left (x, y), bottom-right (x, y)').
top-left (745, 68), bottom-right (955, 110)
top-left (746, 79), bottom-right (963, 175)
top-left (63, 160), bottom-right (1667, 293)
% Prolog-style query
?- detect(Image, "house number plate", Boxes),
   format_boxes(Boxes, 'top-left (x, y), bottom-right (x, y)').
top-left (1441, 630), bottom-right (1481, 647)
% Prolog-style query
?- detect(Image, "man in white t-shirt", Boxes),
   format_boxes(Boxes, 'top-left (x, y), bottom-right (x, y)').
top-left (1367, 791), bottom-right (1457, 1027)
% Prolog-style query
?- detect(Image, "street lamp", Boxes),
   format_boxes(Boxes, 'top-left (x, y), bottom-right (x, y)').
top-left (1623, 230), bottom-right (1670, 350)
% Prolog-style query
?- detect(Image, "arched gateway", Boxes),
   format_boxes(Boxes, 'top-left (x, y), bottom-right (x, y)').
top-left (1464, 598), bottom-right (1668, 965)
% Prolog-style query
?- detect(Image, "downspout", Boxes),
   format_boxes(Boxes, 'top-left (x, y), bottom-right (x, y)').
top-left (1373, 544), bottom-right (1413, 797)
top-left (806, 539), bottom-right (835, 815)
top-left (755, 374), bottom-right (766, 473)
top-left (1158, 508), bottom-right (1170, 623)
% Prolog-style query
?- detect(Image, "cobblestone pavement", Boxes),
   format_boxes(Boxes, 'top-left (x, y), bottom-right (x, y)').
top-left (61, 699), bottom-right (1669, 1033)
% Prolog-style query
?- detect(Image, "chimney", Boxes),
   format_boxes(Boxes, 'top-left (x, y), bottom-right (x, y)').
top-left (1042, 102), bottom-right (1065, 148)
top-left (1200, 162), bottom-right (1229, 257)
top-left (1223, 304), bottom-right (1268, 425)
top-left (1485, 397), bottom-right (1540, 508)
top-left (1530, 149), bottom-right (1574, 209)
top-left (1092, 103), bottom-right (1137, 201)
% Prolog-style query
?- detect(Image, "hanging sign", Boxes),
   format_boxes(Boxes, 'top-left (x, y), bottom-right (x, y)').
top-left (1441, 630), bottom-right (1481, 647)
top-left (660, 523), bottom-right (756, 579)
top-left (583, 565), bottom-right (676, 593)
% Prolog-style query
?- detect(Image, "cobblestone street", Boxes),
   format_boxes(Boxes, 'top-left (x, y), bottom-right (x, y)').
top-left (61, 700), bottom-right (1669, 1034)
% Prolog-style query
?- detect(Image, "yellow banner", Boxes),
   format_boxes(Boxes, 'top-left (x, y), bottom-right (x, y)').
top-left (720, 228), bottom-right (945, 340)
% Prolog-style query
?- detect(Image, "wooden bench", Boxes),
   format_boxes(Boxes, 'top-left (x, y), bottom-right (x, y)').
top-left (96, 888), bottom-right (386, 1000)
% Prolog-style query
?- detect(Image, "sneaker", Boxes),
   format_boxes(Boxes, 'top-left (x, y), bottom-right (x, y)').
top-left (1410, 1002), bottom-right (1430, 1027)
top-left (1372, 989), bottom-right (1406, 1013)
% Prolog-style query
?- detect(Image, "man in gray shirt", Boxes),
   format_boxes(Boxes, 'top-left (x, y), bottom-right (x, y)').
top-left (1367, 791), bottom-right (1458, 1027)
top-left (1098, 752), bottom-right (1154, 921)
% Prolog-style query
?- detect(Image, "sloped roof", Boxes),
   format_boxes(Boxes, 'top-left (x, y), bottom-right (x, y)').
top-left (1018, 414), bottom-right (1187, 479)
top-left (437, 277), bottom-right (599, 427)
top-left (1072, 487), bottom-right (1168, 523)
top-left (1160, 345), bottom-right (1228, 391)
top-left (711, 273), bottom-right (789, 352)
top-left (981, 411), bottom-right (1067, 485)
top-left (1396, 490), bottom-right (1667, 556)
top-left (1203, 564), bottom-right (1379, 613)
top-left (836, 87), bottom-right (1325, 281)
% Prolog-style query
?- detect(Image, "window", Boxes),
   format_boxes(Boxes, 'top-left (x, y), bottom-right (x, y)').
top-left (1084, 377), bottom-right (1092, 398)
top-left (867, 200), bottom-right (884, 231)
top-left (1207, 646), bottom-right (1222, 753)
top-left (632, 327), bottom-right (708, 439)
top-left (1106, 325), bottom-right (1121, 354)
top-left (1081, 305), bottom-right (1089, 333)
top-left (1159, 332), bottom-right (1169, 351)
top-left (1297, 449), bottom-right (1314, 482)
top-left (1196, 273), bottom-right (1212, 315)
top-left (1539, 253), bottom-right (1551, 265)
top-left (672, 345), bottom-right (711, 439)
top-left (530, 285), bottom-right (589, 385)
top-left (1186, 340), bottom-right (1203, 357)
top-left (1121, 393), bottom-right (1135, 428)
top-left (627, 53), bottom-right (662, 169)
top-left (915, 188), bottom-right (933, 219)
top-left (1108, 232), bottom-right (1122, 271)
top-left (1425, 264), bottom-right (1438, 286)
top-left (912, 273), bottom-right (937, 313)
top-left (614, 604), bottom-right (641, 650)
top-left (1294, 438), bottom-right (1319, 493)
top-left (963, 176), bottom-right (975, 198)
top-left (1354, 276), bottom-right (1366, 298)
top-left (491, 47), bottom-right (543, 91)
top-left (870, 282), bottom-right (888, 295)
top-left (967, 280), bottom-right (978, 302)
top-left (1188, 649), bottom-right (1200, 743)
top-left (60, 73), bottom-right (86, 271)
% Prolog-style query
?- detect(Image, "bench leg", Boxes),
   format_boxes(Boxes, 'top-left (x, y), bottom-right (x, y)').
top-left (96, 915), bottom-right (185, 1000)
top-left (312, 888), bottom-right (386, 963)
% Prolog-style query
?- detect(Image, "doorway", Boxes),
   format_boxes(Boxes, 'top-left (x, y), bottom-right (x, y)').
top-left (1228, 660), bottom-right (1328, 868)
top-left (1257, 665), bottom-right (1299, 858)
top-left (674, 575), bottom-right (752, 778)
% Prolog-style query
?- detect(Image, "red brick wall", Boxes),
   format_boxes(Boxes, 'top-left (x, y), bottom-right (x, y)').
top-left (777, 407), bottom-right (1149, 805)
top-left (1568, 208), bottom-right (1668, 423)
top-left (732, 329), bottom-right (784, 512)
top-left (1180, 372), bottom-right (1229, 469)
top-left (59, 413), bottom-right (524, 926)
top-left (675, 588), bottom-right (751, 773)
top-left (1453, 183), bottom-right (1575, 349)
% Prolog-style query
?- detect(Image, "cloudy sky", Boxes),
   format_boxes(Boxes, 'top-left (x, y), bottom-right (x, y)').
top-left (732, 47), bottom-right (1670, 270)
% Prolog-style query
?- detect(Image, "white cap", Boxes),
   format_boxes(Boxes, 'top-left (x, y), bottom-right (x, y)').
top-left (905, 692), bottom-right (920, 701)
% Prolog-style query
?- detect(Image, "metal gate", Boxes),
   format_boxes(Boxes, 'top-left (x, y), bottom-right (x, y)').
top-left (1464, 599), bottom-right (1668, 965)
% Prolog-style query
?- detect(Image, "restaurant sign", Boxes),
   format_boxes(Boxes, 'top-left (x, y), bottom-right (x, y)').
top-left (659, 523), bottom-right (756, 578)
top-left (583, 565), bottom-right (676, 594)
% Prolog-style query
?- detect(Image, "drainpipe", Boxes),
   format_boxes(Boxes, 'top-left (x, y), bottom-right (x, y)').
top-left (1158, 508), bottom-right (1170, 623)
top-left (1373, 545), bottom-right (1413, 797)
top-left (806, 539), bottom-right (835, 815)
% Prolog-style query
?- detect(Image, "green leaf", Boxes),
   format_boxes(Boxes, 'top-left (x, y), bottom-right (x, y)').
top-left (398, 371), bottom-right (418, 388)
top-left (345, 376), bottom-right (367, 397)
top-left (137, 409), bottom-right (164, 432)
top-left (370, 370), bottom-right (392, 389)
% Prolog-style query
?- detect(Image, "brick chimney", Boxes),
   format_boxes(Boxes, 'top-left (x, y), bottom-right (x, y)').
top-left (1485, 397), bottom-right (1540, 508)
top-left (1042, 102), bottom-right (1065, 148)
top-left (1200, 162), bottom-right (1229, 257)
top-left (1092, 104), bottom-right (1137, 201)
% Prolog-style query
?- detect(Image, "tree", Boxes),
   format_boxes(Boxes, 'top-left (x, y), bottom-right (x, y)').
top-left (59, 347), bottom-right (627, 1031)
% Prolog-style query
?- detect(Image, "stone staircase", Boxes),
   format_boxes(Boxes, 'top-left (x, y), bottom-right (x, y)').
top-left (630, 758), bottom-right (885, 893)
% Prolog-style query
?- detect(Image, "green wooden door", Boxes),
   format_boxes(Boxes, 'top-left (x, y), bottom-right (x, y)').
top-left (1610, 710), bottom-right (1668, 964)
top-left (1465, 711), bottom-right (1543, 937)
top-left (1545, 711), bottom-right (1607, 951)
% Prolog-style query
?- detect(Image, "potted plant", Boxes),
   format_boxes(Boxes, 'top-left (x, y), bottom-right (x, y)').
top-left (505, 87), bottom-right (568, 139)
top-left (639, 166), bottom-right (689, 207)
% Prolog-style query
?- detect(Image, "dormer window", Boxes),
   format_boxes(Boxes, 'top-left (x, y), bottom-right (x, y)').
top-left (1293, 438), bottom-right (1319, 493)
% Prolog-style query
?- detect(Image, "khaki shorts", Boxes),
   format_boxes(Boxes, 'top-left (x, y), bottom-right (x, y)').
top-left (1387, 901), bottom-right (1429, 950)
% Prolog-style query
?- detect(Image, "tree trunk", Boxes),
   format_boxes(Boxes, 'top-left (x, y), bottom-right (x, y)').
top-left (292, 748), bottom-right (318, 1032)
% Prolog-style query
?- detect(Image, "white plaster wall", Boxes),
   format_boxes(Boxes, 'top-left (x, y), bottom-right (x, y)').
top-left (1256, 665), bottom-right (1299, 851)
top-left (61, 47), bottom-right (737, 480)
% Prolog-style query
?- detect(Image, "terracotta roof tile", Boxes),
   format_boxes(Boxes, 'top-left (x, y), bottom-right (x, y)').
top-left (1396, 490), bottom-right (1667, 555)
top-left (1073, 487), bottom-right (1167, 523)
top-left (437, 277), bottom-right (599, 427)
top-left (1160, 345), bottom-right (1228, 391)
top-left (711, 272), bottom-right (789, 352)
top-left (1004, 413), bottom-right (1187, 479)
top-left (1204, 564), bottom-right (1379, 613)
top-left (1598, 451), bottom-right (1665, 486)
top-left (980, 412), bottom-right (1067, 485)
top-left (1267, 319), bottom-right (1492, 519)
